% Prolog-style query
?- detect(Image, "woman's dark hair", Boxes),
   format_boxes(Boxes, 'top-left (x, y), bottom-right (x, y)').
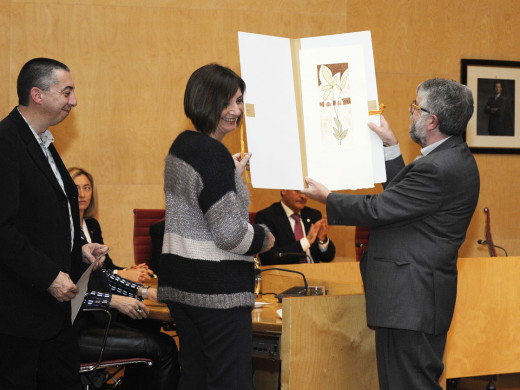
top-left (184, 63), bottom-right (246, 135)
top-left (17, 58), bottom-right (70, 106)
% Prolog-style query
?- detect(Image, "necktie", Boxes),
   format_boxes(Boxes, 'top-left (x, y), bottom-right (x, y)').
top-left (291, 213), bottom-right (304, 241)
top-left (291, 214), bottom-right (309, 263)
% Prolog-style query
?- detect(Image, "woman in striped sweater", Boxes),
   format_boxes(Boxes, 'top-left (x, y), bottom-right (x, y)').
top-left (158, 63), bottom-right (274, 390)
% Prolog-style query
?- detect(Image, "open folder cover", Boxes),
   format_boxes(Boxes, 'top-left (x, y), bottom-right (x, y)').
top-left (238, 30), bottom-right (386, 191)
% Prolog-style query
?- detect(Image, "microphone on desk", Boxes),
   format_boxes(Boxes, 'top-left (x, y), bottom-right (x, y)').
top-left (274, 252), bottom-right (309, 260)
top-left (477, 239), bottom-right (508, 257)
top-left (260, 267), bottom-right (310, 302)
top-left (260, 268), bottom-right (308, 289)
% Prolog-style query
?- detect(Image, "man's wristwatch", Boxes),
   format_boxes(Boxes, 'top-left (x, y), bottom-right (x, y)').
top-left (141, 285), bottom-right (151, 299)
top-left (318, 237), bottom-right (328, 245)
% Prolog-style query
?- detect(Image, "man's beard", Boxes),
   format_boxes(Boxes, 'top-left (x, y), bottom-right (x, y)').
top-left (409, 117), bottom-right (427, 147)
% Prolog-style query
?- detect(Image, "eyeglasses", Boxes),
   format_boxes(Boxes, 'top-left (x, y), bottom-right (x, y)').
top-left (410, 100), bottom-right (433, 115)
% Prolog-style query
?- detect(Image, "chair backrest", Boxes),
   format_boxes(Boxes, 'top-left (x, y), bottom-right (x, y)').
top-left (354, 226), bottom-right (370, 262)
top-left (133, 209), bottom-right (165, 267)
top-left (248, 212), bottom-right (256, 224)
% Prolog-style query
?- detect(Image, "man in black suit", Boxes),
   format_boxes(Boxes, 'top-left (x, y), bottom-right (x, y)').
top-left (484, 81), bottom-right (508, 135)
top-left (0, 58), bottom-right (107, 389)
top-left (302, 78), bottom-right (480, 389)
top-left (255, 190), bottom-right (335, 265)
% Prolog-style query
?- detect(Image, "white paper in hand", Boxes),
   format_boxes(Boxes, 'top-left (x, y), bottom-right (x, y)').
top-left (71, 262), bottom-right (95, 323)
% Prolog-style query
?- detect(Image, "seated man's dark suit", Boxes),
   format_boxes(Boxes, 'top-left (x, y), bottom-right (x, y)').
top-left (255, 202), bottom-right (335, 265)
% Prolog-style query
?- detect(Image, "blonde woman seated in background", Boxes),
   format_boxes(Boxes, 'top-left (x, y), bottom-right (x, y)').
top-left (68, 167), bottom-right (154, 283)
top-left (69, 167), bottom-right (179, 389)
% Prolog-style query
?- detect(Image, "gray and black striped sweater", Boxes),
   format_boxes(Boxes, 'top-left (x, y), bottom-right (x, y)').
top-left (158, 130), bottom-right (269, 310)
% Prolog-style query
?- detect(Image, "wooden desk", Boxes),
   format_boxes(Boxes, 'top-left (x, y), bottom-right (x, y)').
top-left (143, 278), bottom-right (173, 322)
top-left (146, 263), bottom-right (378, 389)
top-left (144, 300), bottom-right (172, 322)
top-left (148, 258), bottom-right (520, 389)
top-left (145, 296), bottom-right (283, 335)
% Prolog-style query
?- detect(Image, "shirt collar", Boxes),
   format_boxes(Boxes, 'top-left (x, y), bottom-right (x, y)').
top-left (17, 107), bottom-right (55, 149)
top-left (280, 201), bottom-right (297, 218)
top-left (39, 129), bottom-right (55, 148)
top-left (421, 136), bottom-right (452, 157)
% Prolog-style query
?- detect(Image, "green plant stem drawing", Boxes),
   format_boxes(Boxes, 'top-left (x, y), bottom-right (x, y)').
top-left (320, 65), bottom-right (349, 145)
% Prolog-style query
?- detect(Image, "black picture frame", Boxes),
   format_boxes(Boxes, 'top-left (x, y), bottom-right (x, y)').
top-left (461, 58), bottom-right (520, 154)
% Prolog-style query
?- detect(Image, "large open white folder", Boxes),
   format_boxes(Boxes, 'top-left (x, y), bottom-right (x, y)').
top-left (238, 31), bottom-right (385, 191)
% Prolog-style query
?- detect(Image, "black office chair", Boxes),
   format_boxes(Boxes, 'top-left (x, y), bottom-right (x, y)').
top-left (79, 308), bottom-right (153, 389)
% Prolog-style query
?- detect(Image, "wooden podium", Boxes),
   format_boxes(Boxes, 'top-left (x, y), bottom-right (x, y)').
top-left (257, 263), bottom-right (378, 389)
top-left (259, 257), bottom-right (520, 389)
top-left (441, 256), bottom-right (520, 388)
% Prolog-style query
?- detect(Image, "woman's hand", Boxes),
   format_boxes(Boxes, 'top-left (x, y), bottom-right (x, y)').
top-left (109, 295), bottom-right (149, 320)
top-left (142, 287), bottom-right (158, 302)
top-left (118, 267), bottom-right (154, 283)
top-left (232, 152), bottom-right (252, 175)
top-left (260, 232), bottom-right (275, 253)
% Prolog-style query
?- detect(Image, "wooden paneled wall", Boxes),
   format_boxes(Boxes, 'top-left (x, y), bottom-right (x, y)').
top-left (1, 0), bottom-right (518, 267)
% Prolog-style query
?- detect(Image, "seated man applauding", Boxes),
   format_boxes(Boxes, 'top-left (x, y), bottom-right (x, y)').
top-left (255, 190), bottom-right (335, 265)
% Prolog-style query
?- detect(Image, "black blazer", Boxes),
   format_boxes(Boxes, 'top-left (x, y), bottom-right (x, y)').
top-left (255, 202), bottom-right (335, 265)
top-left (0, 108), bottom-right (83, 340)
top-left (84, 218), bottom-right (122, 270)
top-left (327, 136), bottom-right (480, 334)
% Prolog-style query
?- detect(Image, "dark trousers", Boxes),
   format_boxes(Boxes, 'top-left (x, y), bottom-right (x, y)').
top-left (168, 303), bottom-right (253, 390)
top-left (375, 327), bottom-right (447, 390)
top-left (78, 321), bottom-right (179, 390)
top-left (0, 323), bottom-right (81, 390)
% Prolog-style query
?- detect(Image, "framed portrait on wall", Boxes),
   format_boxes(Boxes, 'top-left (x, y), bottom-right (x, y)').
top-left (461, 59), bottom-right (520, 153)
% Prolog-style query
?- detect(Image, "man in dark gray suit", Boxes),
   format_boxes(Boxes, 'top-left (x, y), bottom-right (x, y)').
top-left (302, 78), bottom-right (480, 389)
top-left (0, 58), bottom-right (107, 389)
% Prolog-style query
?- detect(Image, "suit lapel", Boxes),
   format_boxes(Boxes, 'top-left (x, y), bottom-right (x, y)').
top-left (27, 141), bottom-right (68, 198)
top-left (273, 202), bottom-right (296, 241)
top-left (50, 143), bottom-right (80, 230)
top-left (12, 109), bottom-right (68, 199)
top-left (300, 208), bottom-right (313, 232)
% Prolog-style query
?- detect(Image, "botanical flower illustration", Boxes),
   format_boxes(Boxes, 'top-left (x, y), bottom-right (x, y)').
top-left (319, 64), bottom-right (350, 145)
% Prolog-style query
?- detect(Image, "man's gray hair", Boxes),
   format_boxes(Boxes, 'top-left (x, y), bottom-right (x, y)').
top-left (417, 78), bottom-right (474, 136)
